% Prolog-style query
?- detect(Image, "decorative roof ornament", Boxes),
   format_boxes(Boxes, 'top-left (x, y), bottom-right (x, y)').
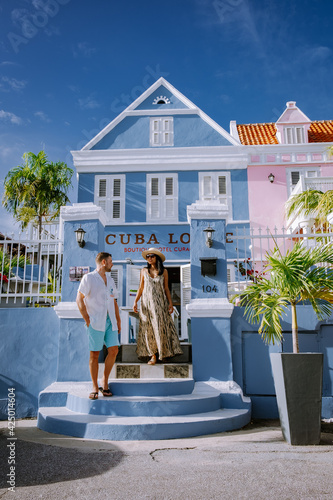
top-left (152, 95), bottom-right (171, 105)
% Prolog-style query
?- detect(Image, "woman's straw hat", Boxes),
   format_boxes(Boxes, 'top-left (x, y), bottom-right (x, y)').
top-left (142, 248), bottom-right (166, 262)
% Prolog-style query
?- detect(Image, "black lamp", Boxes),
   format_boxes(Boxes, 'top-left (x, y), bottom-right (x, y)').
top-left (74, 226), bottom-right (86, 248)
top-left (203, 225), bottom-right (215, 248)
top-left (268, 173), bottom-right (275, 183)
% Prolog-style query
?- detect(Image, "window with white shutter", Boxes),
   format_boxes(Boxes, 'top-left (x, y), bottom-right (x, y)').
top-left (146, 173), bottom-right (178, 222)
top-left (286, 168), bottom-right (320, 196)
top-left (199, 171), bottom-right (232, 217)
top-left (94, 175), bottom-right (125, 223)
top-left (150, 117), bottom-right (174, 147)
top-left (284, 126), bottom-right (306, 144)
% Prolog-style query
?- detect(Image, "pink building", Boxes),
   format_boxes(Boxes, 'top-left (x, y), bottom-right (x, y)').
top-left (231, 102), bottom-right (333, 234)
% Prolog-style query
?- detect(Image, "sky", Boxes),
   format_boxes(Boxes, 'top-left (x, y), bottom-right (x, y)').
top-left (1, 0), bottom-right (333, 234)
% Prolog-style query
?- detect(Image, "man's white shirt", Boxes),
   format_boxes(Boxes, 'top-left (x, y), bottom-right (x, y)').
top-left (78, 269), bottom-right (118, 331)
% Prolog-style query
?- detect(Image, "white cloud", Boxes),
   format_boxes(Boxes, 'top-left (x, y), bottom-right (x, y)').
top-left (1, 76), bottom-right (27, 91)
top-left (0, 110), bottom-right (22, 125)
top-left (34, 111), bottom-right (51, 123)
top-left (78, 96), bottom-right (100, 110)
top-left (72, 42), bottom-right (96, 58)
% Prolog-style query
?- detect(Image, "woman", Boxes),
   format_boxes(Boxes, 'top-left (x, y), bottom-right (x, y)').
top-left (133, 248), bottom-right (183, 365)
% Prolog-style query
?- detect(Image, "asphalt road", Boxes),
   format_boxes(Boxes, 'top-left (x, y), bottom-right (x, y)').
top-left (1, 419), bottom-right (333, 500)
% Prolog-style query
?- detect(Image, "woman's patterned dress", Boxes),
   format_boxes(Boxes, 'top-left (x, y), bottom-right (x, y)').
top-left (136, 271), bottom-right (183, 360)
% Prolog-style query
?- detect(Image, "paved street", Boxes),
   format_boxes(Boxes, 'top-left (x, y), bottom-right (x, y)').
top-left (1, 420), bottom-right (333, 499)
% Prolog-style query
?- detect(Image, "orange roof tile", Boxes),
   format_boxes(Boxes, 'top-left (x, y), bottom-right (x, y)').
top-left (237, 120), bottom-right (333, 145)
top-left (308, 121), bottom-right (333, 143)
top-left (237, 123), bottom-right (278, 145)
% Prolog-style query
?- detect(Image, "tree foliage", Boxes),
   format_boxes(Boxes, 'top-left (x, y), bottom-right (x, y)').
top-left (2, 150), bottom-right (73, 236)
top-left (232, 242), bottom-right (333, 353)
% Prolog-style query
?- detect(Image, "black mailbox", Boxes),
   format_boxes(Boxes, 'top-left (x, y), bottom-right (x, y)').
top-left (200, 257), bottom-right (217, 276)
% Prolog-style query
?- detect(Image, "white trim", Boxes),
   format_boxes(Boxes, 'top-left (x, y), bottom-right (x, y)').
top-left (80, 78), bottom-right (239, 151)
top-left (186, 298), bottom-right (234, 318)
top-left (54, 301), bottom-right (82, 319)
top-left (286, 166), bottom-right (320, 197)
top-left (60, 203), bottom-right (107, 226)
top-left (72, 146), bottom-right (248, 173)
top-left (187, 201), bottom-right (230, 223)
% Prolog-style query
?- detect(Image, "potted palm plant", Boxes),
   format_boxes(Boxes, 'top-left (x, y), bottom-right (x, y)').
top-left (232, 241), bottom-right (333, 445)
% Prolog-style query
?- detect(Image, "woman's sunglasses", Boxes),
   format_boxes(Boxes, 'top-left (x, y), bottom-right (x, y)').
top-left (146, 254), bottom-right (156, 259)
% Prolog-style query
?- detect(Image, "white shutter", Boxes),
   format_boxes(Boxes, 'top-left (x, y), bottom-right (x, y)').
top-left (113, 200), bottom-right (121, 219)
top-left (151, 199), bottom-right (160, 218)
top-left (150, 117), bottom-right (173, 146)
top-left (203, 176), bottom-right (212, 197)
top-left (218, 176), bottom-right (226, 195)
top-left (113, 178), bottom-right (121, 197)
top-left (95, 175), bottom-right (125, 222)
top-left (126, 265), bottom-right (142, 307)
top-left (151, 178), bottom-right (159, 196)
top-left (296, 127), bottom-right (304, 144)
top-left (147, 173), bottom-right (178, 222)
top-left (180, 264), bottom-right (191, 341)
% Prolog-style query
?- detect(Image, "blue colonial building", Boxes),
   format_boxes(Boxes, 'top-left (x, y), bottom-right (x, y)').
top-left (60, 78), bottom-right (249, 344)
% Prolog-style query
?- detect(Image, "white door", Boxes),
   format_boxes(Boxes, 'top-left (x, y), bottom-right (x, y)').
top-left (180, 264), bottom-right (191, 341)
top-left (126, 265), bottom-right (142, 307)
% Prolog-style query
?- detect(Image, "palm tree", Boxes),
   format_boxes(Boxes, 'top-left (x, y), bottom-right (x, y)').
top-left (285, 189), bottom-right (333, 226)
top-left (232, 241), bottom-right (333, 353)
top-left (2, 150), bottom-right (73, 239)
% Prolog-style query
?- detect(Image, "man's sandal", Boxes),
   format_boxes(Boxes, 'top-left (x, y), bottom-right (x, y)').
top-left (99, 387), bottom-right (113, 397)
top-left (89, 392), bottom-right (98, 400)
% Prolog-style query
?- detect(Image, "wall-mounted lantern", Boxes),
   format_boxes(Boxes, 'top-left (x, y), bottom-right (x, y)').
top-left (268, 173), bottom-right (275, 183)
top-left (203, 225), bottom-right (215, 248)
top-left (74, 226), bottom-right (86, 248)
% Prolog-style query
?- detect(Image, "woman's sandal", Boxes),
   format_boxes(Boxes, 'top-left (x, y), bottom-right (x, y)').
top-left (148, 355), bottom-right (157, 365)
top-left (89, 392), bottom-right (98, 400)
top-left (99, 387), bottom-right (113, 397)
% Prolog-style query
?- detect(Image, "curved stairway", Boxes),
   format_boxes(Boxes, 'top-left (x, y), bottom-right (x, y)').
top-left (37, 369), bottom-right (251, 440)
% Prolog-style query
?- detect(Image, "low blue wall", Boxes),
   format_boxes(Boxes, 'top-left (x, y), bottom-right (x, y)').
top-left (1, 304), bottom-right (333, 420)
top-left (231, 306), bottom-right (333, 418)
top-left (0, 308), bottom-right (59, 419)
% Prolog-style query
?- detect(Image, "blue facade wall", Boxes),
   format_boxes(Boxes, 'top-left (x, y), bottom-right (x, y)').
top-left (179, 171), bottom-right (198, 222)
top-left (0, 308), bottom-right (59, 419)
top-left (231, 169), bottom-right (249, 221)
top-left (91, 115), bottom-right (233, 150)
top-left (78, 173), bottom-right (95, 203)
top-left (125, 172), bottom-right (147, 223)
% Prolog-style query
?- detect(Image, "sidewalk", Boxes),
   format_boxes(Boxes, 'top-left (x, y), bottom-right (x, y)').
top-left (1, 419), bottom-right (333, 499)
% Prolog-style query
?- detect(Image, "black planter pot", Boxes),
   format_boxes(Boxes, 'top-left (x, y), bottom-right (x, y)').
top-left (270, 353), bottom-right (323, 445)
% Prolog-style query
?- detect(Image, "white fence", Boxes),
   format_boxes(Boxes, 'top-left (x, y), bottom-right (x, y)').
top-left (0, 233), bottom-right (63, 307)
top-left (228, 225), bottom-right (333, 297)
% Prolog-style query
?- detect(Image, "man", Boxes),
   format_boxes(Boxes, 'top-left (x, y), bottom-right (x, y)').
top-left (76, 252), bottom-right (121, 399)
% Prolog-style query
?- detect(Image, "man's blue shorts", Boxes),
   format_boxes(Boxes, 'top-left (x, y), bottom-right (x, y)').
top-left (86, 314), bottom-right (119, 352)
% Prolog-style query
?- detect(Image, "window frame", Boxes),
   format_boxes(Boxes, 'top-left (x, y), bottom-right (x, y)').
top-left (146, 173), bottom-right (178, 223)
top-left (284, 126), bottom-right (306, 144)
top-left (198, 171), bottom-right (233, 219)
top-left (286, 167), bottom-right (320, 196)
top-left (94, 174), bottom-right (126, 223)
top-left (149, 117), bottom-right (174, 147)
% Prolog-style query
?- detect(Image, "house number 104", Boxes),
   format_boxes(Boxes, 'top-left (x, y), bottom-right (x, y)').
top-left (202, 285), bottom-right (218, 293)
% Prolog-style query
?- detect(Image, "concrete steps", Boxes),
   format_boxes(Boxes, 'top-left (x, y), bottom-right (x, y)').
top-left (37, 380), bottom-right (251, 441)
